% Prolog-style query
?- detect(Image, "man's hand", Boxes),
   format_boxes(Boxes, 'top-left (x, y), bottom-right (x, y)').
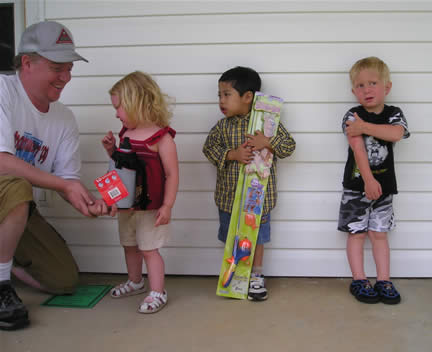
top-left (227, 141), bottom-right (253, 164)
top-left (102, 131), bottom-right (116, 156)
top-left (345, 113), bottom-right (366, 137)
top-left (62, 180), bottom-right (96, 217)
top-left (88, 199), bottom-right (118, 217)
top-left (246, 130), bottom-right (272, 152)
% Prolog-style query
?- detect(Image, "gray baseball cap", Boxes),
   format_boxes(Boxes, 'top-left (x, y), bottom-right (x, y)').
top-left (18, 21), bottom-right (88, 63)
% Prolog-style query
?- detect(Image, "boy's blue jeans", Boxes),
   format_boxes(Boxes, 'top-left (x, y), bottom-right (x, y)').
top-left (217, 209), bottom-right (271, 244)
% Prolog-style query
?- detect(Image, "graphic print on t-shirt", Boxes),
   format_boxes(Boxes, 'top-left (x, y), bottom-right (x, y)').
top-left (14, 131), bottom-right (49, 165)
top-left (351, 136), bottom-right (389, 180)
top-left (365, 136), bottom-right (389, 167)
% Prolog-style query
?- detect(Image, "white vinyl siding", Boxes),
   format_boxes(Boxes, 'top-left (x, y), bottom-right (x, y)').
top-left (27, 1), bottom-right (432, 277)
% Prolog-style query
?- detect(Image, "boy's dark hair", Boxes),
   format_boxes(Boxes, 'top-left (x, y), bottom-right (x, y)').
top-left (219, 66), bottom-right (261, 96)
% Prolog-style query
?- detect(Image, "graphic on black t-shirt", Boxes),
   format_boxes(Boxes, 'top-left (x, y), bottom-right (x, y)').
top-left (365, 136), bottom-right (388, 167)
top-left (350, 135), bottom-right (390, 180)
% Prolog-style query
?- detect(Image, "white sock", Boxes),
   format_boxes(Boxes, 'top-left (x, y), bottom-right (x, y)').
top-left (252, 266), bottom-right (263, 276)
top-left (0, 260), bottom-right (13, 282)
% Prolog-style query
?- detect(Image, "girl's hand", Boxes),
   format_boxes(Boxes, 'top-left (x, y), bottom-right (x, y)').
top-left (108, 203), bottom-right (118, 217)
top-left (102, 131), bottom-right (116, 156)
top-left (155, 204), bottom-right (172, 227)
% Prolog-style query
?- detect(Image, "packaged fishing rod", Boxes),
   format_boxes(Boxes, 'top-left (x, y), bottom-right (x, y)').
top-left (216, 92), bottom-right (284, 299)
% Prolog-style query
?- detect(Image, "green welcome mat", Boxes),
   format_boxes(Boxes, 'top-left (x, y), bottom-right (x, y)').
top-left (42, 285), bottom-right (112, 308)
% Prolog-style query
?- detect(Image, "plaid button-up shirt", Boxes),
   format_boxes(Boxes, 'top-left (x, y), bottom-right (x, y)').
top-left (203, 113), bottom-right (296, 215)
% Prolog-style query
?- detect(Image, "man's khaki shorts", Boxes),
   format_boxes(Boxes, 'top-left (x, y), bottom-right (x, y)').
top-left (0, 175), bottom-right (79, 294)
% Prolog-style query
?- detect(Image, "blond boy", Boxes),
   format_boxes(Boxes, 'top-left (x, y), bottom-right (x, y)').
top-left (338, 57), bottom-right (410, 304)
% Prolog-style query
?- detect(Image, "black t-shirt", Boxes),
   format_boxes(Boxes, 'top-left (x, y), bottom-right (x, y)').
top-left (342, 105), bottom-right (410, 195)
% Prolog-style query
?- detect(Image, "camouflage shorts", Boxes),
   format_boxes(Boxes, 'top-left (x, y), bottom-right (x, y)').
top-left (337, 189), bottom-right (395, 234)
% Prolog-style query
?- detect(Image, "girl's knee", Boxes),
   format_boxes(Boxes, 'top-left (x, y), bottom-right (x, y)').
top-left (141, 248), bottom-right (160, 259)
top-left (123, 245), bottom-right (139, 254)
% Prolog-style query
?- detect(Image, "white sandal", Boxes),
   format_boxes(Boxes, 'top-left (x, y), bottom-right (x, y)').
top-left (110, 278), bottom-right (146, 299)
top-left (138, 290), bottom-right (168, 314)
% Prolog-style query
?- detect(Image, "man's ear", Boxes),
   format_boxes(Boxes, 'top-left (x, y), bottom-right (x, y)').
top-left (20, 54), bottom-right (32, 69)
top-left (20, 54), bottom-right (38, 71)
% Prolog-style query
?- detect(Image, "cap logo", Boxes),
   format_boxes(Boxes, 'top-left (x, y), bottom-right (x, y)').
top-left (56, 29), bottom-right (73, 44)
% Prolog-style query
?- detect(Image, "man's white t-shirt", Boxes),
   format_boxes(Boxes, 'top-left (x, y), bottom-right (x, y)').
top-left (0, 74), bottom-right (81, 183)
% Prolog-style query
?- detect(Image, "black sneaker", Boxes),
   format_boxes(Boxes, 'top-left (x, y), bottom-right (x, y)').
top-left (247, 274), bottom-right (268, 301)
top-left (0, 280), bottom-right (30, 331)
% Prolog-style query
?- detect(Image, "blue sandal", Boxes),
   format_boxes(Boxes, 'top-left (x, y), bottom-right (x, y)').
top-left (349, 279), bottom-right (380, 304)
top-left (374, 280), bottom-right (401, 305)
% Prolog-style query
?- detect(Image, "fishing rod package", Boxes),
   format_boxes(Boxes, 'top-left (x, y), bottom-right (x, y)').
top-left (216, 92), bottom-right (284, 299)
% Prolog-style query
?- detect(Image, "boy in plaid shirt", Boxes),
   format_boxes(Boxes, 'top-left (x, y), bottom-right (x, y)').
top-left (203, 66), bottom-right (295, 301)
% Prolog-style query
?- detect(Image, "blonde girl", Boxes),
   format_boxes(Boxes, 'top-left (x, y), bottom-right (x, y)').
top-left (102, 71), bottom-right (178, 313)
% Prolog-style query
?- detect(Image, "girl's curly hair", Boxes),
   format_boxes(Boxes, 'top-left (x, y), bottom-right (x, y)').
top-left (109, 71), bottom-right (173, 128)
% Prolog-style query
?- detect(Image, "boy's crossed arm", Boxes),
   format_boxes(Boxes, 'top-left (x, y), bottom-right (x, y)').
top-left (253, 123), bottom-right (296, 160)
top-left (230, 127), bottom-right (285, 164)
top-left (246, 130), bottom-right (273, 153)
top-left (203, 123), bottom-right (255, 167)
top-left (345, 113), bottom-right (404, 142)
top-left (227, 141), bottom-right (254, 164)
top-left (203, 121), bottom-right (295, 168)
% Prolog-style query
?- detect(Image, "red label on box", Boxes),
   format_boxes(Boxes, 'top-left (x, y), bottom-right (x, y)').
top-left (94, 170), bottom-right (129, 206)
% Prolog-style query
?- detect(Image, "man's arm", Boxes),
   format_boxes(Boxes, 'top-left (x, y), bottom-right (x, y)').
top-left (0, 152), bottom-right (95, 216)
top-left (0, 152), bottom-right (68, 190)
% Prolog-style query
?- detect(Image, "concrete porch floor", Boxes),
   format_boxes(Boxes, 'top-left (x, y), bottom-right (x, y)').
top-left (2, 275), bottom-right (431, 352)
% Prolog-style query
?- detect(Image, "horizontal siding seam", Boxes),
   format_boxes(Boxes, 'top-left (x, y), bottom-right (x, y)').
top-left (47, 10), bottom-right (432, 21)
top-left (72, 40), bottom-right (432, 49)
